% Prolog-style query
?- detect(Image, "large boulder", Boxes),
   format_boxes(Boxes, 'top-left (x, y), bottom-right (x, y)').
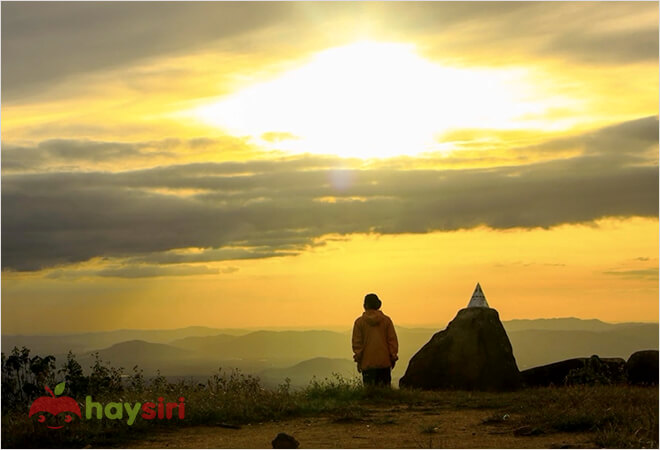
top-left (626, 350), bottom-right (659, 385)
top-left (521, 358), bottom-right (587, 387)
top-left (522, 356), bottom-right (626, 387)
top-left (399, 307), bottom-right (521, 391)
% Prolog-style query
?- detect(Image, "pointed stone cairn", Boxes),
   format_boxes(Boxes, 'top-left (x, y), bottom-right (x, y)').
top-left (467, 282), bottom-right (489, 308)
top-left (399, 283), bottom-right (521, 391)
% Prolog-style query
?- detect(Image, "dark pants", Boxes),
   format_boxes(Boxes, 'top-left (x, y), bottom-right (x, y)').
top-left (362, 367), bottom-right (391, 387)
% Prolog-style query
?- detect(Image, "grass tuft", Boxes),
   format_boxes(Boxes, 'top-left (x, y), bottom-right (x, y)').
top-left (2, 369), bottom-right (657, 448)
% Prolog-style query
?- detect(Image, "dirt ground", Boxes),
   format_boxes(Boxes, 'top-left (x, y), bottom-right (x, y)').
top-left (129, 405), bottom-right (595, 449)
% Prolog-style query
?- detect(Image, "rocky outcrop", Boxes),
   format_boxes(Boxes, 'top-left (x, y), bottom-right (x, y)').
top-left (272, 433), bottom-right (299, 449)
top-left (521, 355), bottom-right (626, 387)
top-left (399, 307), bottom-right (521, 391)
top-left (521, 358), bottom-right (587, 387)
top-left (626, 350), bottom-right (659, 385)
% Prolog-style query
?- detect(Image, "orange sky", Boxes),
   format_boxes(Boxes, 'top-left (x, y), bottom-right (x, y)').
top-left (1, 2), bottom-right (658, 334)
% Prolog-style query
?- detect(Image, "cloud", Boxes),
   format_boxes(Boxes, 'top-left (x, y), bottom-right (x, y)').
top-left (1, 137), bottom-right (254, 173)
top-left (2, 117), bottom-right (657, 272)
top-left (1, 2), bottom-right (301, 101)
top-left (540, 116), bottom-right (659, 157)
top-left (541, 23), bottom-right (658, 65)
top-left (2, 3), bottom-right (656, 101)
top-left (413, 3), bottom-right (657, 67)
top-left (126, 246), bottom-right (303, 265)
top-left (45, 264), bottom-right (219, 279)
top-left (2, 140), bottom-right (164, 172)
top-left (602, 268), bottom-right (659, 281)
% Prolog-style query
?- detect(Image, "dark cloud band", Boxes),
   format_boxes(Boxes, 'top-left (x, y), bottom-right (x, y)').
top-left (2, 117), bottom-right (657, 272)
top-left (3, 2), bottom-right (657, 101)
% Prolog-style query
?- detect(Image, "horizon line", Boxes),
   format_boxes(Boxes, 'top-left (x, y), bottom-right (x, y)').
top-left (3, 316), bottom-right (659, 337)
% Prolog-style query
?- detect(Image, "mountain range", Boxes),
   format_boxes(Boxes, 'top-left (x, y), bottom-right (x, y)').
top-left (3, 318), bottom-right (657, 387)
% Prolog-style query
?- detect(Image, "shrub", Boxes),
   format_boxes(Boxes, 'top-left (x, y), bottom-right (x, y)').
top-left (566, 355), bottom-right (626, 386)
top-left (1, 347), bottom-right (57, 412)
top-left (2, 348), bottom-right (658, 449)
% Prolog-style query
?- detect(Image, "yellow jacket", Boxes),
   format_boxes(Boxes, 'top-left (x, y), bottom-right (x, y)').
top-left (352, 309), bottom-right (399, 371)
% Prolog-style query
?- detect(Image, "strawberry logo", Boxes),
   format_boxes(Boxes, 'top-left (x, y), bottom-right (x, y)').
top-left (29, 382), bottom-right (81, 429)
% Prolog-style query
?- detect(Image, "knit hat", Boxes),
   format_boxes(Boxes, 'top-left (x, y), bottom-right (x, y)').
top-left (364, 293), bottom-right (382, 310)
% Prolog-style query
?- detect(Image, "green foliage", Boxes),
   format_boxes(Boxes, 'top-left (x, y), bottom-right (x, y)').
top-left (186, 367), bottom-right (293, 424)
top-left (60, 351), bottom-right (88, 397)
top-left (128, 365), bottom-right (145, 393)
top-left (2, 348), bottom-right (658, 449)
top-left (565, 355), bottom-right (626, 386)
top-left (1, 347), bottom-right (57, 411)
top-left (513, 385), bottom-right (658, 448)
top-left (149, 369), bottom-right (168, 393)
top-left (304, 372), bottom-right (362, 401)
top-left (88, 352), bottom-right (124, 395)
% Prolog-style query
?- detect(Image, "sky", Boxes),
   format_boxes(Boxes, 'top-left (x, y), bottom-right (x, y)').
top-left (1, 2), bottom-right (658, 334)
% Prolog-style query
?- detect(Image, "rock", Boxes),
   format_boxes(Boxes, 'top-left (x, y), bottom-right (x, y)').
top-left (521, 358), bottom-right (587, 387)
top-left (272, 433), bottom-right (300, 449)
top-left (626, 350), bottom-right (659, 385)
top-left (522, 355), bottom-right (626, 387)
top-left (399, 307), bottom-right (521, 391)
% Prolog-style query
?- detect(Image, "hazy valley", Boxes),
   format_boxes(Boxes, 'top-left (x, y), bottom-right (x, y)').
top-left (3, 318), bottom-right (657, 388)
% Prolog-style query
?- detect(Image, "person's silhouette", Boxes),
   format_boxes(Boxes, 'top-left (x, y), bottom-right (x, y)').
top-left (352, 293), bottom-right (399, 386)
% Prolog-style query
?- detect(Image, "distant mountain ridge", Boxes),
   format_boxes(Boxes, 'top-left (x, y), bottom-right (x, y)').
top-left (258, 357), bottom-right (356, 388)
top-left (508, 325), bottom-right (659, 369)
top-left (170, 334), bottom-right (239, 354)
top-left (170, 330), bottom-right (349, 360)
top-left (502, 317), bottom-right (651, 332)
top-left (1, 326), bottom-right (249, 355)
top-left (3, 318), bottom-right (657, 383)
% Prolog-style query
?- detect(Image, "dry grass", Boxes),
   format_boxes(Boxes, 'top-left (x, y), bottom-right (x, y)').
top-left (2, 371), bottom-right (657, 448)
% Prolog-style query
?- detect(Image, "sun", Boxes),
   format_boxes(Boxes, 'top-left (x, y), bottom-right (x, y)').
top-left (192, 41), bottom-right (552, 159)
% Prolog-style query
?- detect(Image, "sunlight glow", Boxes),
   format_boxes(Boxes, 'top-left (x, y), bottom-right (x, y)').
top-left (192, 41), bottom-right (572, 158)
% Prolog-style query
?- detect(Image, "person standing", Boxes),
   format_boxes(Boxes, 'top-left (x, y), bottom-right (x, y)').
top-left (352, 293), bottom-right (399, 386)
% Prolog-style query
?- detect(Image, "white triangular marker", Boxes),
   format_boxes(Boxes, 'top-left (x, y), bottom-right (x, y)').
top-left (467, 282), bottom-right (490, 308)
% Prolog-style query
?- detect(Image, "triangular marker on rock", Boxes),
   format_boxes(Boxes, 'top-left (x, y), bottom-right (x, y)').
top-left (467, 282), bottom-right (489, 308)
top-left (399, 283), bottom-right (521, 390)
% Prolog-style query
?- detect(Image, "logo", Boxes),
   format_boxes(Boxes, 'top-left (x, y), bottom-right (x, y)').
top-left (28, 382), bottom-right (185, 428)
top-left (84, 395), bottom-right (186, 425)
top-left (29, 382), bottom-right (82, 429)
